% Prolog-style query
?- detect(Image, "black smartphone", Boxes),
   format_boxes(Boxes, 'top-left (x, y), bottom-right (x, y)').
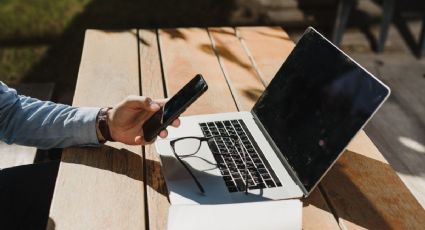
top-left (143, 74), bottom-right (208, 142)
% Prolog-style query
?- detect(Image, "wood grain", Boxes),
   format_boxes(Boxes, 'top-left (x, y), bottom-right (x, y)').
top-left (237, 27), bottom-right (295, 85)
top-left (235, 26), bottom-right (340, 230)
top-left (145, 28), bottom-right (240, 230)
top-left (208, 27), bottom-right (265, 111)
top-left (238, 26), bottom-right (425, 229)
top-left (320, 131), bottom-right (425, 229)
top-left (49, 30), bottom-right (145, 230)
top-left (49, 27), bottom-right (425, 230)
top-left (159, 28), bottom-right (237, 115)
top-left (138, 29), bottom-right (170, 230)
top-left (0, 143), bottom-right (37, 168)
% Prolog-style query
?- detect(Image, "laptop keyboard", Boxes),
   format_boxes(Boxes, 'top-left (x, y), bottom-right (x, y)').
top-left (199, 119), bottom-right (282, 193)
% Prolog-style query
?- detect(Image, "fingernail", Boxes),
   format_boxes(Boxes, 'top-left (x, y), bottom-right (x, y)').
top-left (151, 103), bottom-right (160, 110)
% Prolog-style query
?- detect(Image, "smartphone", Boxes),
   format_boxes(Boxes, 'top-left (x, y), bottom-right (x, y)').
top-left (143, 74), bottom-right (208, 142)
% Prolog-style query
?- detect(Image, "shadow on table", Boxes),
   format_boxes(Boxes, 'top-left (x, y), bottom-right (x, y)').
top-left (61, 145), bottom-right (165, 195)
top-left (59, 143), bottom-right (425, 227)
top-left (312, 150), bottom-right (425, 229)
top-left (156, 155), bottom-right (274, 204)
top-left (46, 217), bottom-right (55, 230)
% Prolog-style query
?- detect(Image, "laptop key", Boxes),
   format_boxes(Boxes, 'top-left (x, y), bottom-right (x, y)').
top-left (228, 186), bottom-right (238, 192)
top-left (254, 158), bottom-right (263, 164)
top-left (223, 176), bottom-right (232, 181)
top-left (225, 181), bottom-right (236, 188)
top-left (208, 144), bottom-right (220, 155)
top-left (257, 183), bottom-right (266, 189)
top-left (237, 164), bottom-right (245, 170)
top-left (261, 174), bottom-right (271, 179)
top-left (200, 120), bottom-right (281, 192)
top-left (231, 172), bottom-right (241, 178)
top-left (215, 121), bottom-right (224, 128)
top-left (265, 180), bottom-right (275, 188)
top-left (235, 179), bottom-right (246, 191)
top-left (258, 168), bottom-right (268, 174)
top-left (221, 169), bottom-right (230, 175)
top-left (255, 163), bottom-right (265, 169)
top-left (217, 162), bottom-right (227, 169)
top-left (215, 157), bottom-right (224, 164)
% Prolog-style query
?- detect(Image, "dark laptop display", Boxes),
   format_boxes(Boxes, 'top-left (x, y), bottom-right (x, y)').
top-left (252, 28), bottom-right (390, 192)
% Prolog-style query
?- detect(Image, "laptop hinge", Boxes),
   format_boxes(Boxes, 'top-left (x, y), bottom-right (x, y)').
top-left (250, 111), bottom-right (309, 196)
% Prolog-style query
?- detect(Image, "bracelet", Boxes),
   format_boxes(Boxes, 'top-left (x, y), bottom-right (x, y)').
top-left (98, 107), bottom-right (115, 142)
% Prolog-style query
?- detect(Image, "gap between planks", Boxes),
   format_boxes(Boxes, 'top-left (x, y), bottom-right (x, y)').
top-left (138, 27), bottom-right (340, 230)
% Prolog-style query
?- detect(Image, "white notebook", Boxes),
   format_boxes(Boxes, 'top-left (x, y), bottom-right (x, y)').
top-left (167, 199), bottom-right (302, 230)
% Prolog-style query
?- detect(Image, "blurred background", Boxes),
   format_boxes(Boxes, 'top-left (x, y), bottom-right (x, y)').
top-left (0, 0), bottom-right (424, 207)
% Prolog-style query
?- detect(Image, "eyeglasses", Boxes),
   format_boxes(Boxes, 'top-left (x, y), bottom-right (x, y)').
top-left (170, 135), bottom-right (249, 194)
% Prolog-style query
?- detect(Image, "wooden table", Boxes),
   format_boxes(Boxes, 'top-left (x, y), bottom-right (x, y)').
top-left (48, 27), bottom-right (425, 230)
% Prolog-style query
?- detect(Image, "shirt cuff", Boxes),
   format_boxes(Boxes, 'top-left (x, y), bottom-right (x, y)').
top-left (74, 107), bottom-right (102, 146)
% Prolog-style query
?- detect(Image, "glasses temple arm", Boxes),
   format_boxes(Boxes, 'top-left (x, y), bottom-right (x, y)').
top-left (172, 150), bottom-right (205, 194)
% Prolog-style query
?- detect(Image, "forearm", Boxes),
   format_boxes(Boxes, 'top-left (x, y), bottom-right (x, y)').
top-left (0, 84), bottom-right (101, 149)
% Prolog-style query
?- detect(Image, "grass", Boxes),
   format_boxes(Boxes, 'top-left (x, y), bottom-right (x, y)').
top-left (0, 46), bottom-right (48, 84)
top-left (0, 0), bottom-right (238, 98)
top-left (0, 0), bottom-right (90, 85)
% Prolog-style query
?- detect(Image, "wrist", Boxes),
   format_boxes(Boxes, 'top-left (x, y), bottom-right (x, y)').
top-left (96, 107), bottom-right (115, 143)
top-left (96, 121), bottom-right (106, 143)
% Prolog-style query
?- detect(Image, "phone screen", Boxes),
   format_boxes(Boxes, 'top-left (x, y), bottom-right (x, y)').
top-left (162, 76), bottom-right (206, 122)
top-left (143, 74), bottom-right (207, 141)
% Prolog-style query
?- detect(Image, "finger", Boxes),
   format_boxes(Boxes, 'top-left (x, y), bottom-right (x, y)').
top-left (159, 129), bottom-right (168, 138)
top-left (170, 118), bottom-right (180, 127)
top-left (138, 110), bottom-right (158, 125)
top-left (135, 136), bottom-right (156, 145)
top-left (153, 98), bottom-right (169, 107)
top-left (134, 135), bottom-right (144, 145)
top-left (124, 96), bottom-right (161, 111)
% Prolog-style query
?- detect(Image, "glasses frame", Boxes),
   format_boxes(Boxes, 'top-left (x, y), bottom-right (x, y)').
top-left (170, 135), bottom-right (248, 195)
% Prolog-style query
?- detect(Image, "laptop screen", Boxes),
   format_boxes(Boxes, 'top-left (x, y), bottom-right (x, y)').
top-left (252, 28), bottom-right (389, 193)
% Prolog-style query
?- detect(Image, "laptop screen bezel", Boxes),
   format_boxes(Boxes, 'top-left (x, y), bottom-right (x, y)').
top-left (250, 27), bottom-right (391, 196)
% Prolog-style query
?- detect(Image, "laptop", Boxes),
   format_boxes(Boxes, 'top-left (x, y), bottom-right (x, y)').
top-left (155, 27), bottom-right (390, 205)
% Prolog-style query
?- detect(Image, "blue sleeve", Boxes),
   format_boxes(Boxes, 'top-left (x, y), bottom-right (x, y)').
top-left (0, 82), bottom-right (101, 149)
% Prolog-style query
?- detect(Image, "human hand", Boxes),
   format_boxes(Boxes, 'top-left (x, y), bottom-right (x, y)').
top-left (97, 96), bottom-right (180, 145)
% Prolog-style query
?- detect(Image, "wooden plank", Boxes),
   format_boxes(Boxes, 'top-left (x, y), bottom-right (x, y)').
top-left (49, 30), bottom-right (145, 230)
top-left (0, 143), bottom-right (38, 168)
top-left (239, 26), bottom-right (425, 229)
top-left (320, 131), bottom-right (425, 229)
top-left (144, 28), bottom-right (239, 230)
top-left (301, 189), bottom-right (343, 230)
top-left (364, 61), bottom-right (425, 208)
top-left (235, 26), bottom-right (340, 230)
top-left (208, 27), bottom-right (265, 111)
top-left (159, 28), bottom-right (237, 115)
top-left (137, 29), bottom-right (169, 230)
top-left (237, 27), bottom-right (295, 85)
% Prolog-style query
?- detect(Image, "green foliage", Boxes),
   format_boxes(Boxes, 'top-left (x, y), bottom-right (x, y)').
top-left (0, 46), bottom-right (48, 84)
top-left (0, 0), bottom-right (91, 84)
top-left (0, 0), bottom-right (90, 39)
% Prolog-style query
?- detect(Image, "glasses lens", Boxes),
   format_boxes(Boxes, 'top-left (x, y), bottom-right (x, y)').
top-left (174, 138), bottom-right (202, 156)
